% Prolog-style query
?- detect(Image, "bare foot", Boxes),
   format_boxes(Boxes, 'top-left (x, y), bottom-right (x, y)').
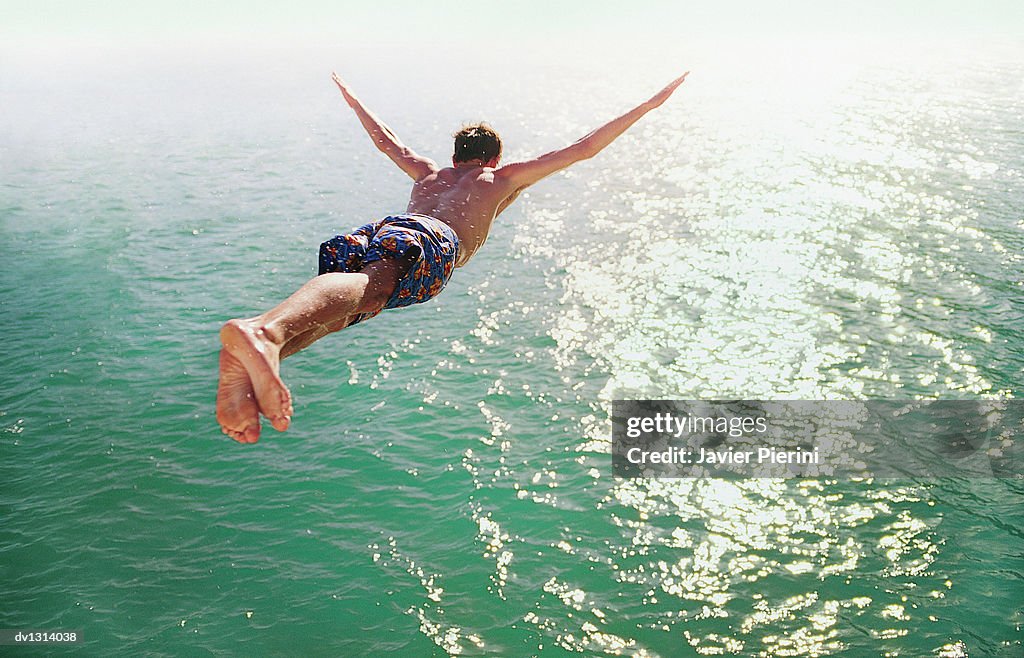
top-left (215, 349), bottom-right (262, 443)
top-left (220, 319), bottom-right (293, 431)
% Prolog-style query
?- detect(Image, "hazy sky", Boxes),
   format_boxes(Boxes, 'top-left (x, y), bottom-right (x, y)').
top-left (4, 0), bottom-right (1023, 48)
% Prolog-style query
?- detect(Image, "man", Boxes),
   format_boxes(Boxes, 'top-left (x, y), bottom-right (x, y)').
top-left (216, 70), bottom-right (689, 443)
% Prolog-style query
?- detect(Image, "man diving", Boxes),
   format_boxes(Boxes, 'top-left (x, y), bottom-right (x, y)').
top-left (216, 70), bottom-right (689, 443)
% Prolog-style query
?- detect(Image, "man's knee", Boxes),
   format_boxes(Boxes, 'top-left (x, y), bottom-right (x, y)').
top-left (355, 258), bottom-right (408, 314)
top-left (356, 284), bottom-right (393, 315)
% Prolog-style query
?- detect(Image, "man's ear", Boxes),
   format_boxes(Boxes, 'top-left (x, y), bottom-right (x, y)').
top-left (485, 157), bottom-right (500, 168)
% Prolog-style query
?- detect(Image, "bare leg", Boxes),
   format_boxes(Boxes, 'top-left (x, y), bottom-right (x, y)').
top-left (216, 258), bottom-right (406, 440)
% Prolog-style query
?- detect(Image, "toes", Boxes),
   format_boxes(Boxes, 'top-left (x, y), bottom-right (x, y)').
top-left (221, 424), bottom-right (260, 444)
top-left (241, 424), bottom-right (261, 443)
top-left (233, 431), bottom-right (255, 444)
top-left (270, 391), bottom-right (294, 423)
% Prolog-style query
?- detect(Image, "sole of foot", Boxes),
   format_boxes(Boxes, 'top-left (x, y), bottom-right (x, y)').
top-left (220, 319), bottom-right (292, 432)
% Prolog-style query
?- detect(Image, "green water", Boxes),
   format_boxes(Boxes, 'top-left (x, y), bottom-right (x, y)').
top-left (2, 40), bottom-right (1023, 656)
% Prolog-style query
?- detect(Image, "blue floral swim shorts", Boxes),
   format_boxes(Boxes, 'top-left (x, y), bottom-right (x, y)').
top-left (317, 214), bottom-right (460, 325)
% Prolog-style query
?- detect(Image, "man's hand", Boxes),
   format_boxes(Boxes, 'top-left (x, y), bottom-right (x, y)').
top-left (646, 72), bottom-right (690, 109)
top-left (331, 72), bottom-right (354, 102)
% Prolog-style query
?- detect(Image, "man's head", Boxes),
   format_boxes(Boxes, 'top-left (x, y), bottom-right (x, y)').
top-left (453, 123), bottom-right (502, 167)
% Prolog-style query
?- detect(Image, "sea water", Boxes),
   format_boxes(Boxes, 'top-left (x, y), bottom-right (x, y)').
top-left (1, 38), bottom-right (1022, 656)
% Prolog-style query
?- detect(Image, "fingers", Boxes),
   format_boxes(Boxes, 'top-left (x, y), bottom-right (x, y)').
top-left (646, 71), bottom-right (689, 108)
top-left (654, 73), bottom-right (688, 98)
top-left (657, 71), bottom-right (690, 100)
top-left (668, 71), bottom-right (689, 89)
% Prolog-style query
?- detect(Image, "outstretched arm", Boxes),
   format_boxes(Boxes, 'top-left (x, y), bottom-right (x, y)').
top-left (495, 72), bottom-right (689, 191)
top-left (331, 72), bottom-right (439, 181)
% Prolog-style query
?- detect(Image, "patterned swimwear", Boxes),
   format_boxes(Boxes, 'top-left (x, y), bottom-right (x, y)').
top-left (318, 214), bottom-right (460, 325)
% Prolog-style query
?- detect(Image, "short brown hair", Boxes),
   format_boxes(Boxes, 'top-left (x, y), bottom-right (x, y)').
top-left (453, 123), bottom-right (502, 164)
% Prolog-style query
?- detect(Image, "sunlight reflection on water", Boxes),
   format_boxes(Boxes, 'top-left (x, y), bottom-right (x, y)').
top-left (498, 41), bottom-right (1021, 655)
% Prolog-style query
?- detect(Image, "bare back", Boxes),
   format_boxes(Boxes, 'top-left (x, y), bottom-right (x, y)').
top-left (406, 166), bottom-right (519, 268)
